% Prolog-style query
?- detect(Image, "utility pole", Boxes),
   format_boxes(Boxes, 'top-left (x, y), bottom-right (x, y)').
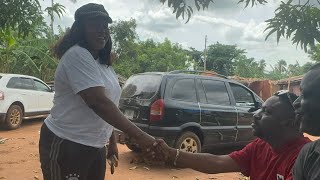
top-left (204, 35), bottom-right (207, 71)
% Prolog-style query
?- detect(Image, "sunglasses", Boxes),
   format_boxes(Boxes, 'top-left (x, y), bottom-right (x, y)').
top-left (273, 90), bottom-right (295, 110)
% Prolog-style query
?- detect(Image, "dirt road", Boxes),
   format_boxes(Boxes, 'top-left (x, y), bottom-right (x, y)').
top-left (0, 119), bottom-right (242, 180)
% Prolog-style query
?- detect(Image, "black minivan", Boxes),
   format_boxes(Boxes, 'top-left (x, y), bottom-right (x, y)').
top-left (116, 71), bottom-right (263, 153)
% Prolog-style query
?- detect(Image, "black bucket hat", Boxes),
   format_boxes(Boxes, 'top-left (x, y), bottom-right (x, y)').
top-left (74, 3), bottom-right (112, 23)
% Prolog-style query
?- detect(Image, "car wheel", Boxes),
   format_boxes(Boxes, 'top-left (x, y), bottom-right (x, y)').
top-left (175, 131), bottom-right (201, 153)
top-left (4, 105), bottom-right (23, 130)
top-left (125, 143), bottom-right (141, 152)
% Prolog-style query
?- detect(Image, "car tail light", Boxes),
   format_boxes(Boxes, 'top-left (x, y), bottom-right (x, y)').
top-left (0, 91), bottom-right (4, 100)
top-left (150, 99), bottom-right (164, 122)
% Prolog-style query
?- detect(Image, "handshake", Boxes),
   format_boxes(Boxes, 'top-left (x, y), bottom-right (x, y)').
top-left (142, 139), bottom-right (180, 166)
top-left (107, 131), bottom-right (184, 175)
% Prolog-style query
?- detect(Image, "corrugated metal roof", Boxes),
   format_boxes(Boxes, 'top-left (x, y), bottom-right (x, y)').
top-left (276, 75), bottom-right (304, 85)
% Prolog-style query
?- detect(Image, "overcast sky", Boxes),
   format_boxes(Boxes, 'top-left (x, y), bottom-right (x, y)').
top-left (40, 0), bottom-right (313, 69)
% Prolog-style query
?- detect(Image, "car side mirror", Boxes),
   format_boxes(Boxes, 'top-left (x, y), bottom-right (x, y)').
top-left (248, 101), bottom-right (262, 113)
top-left (256, 101), bottom-right (262, 108)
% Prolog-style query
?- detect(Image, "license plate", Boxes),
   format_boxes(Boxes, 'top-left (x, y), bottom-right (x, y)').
top-left (124, 109), bottom-right (134, 120)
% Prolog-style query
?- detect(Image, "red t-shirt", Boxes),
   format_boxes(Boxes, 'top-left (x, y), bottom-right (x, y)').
top-left (229, 136), bottom-right (311, 180)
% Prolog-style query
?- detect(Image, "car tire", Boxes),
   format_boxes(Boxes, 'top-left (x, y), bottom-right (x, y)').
top-left (125, 143), bottom-right (141, 152)
top-left (174, 131), bottom-right (201, 153)
top-left (4, 105), bottom-right (23, 130)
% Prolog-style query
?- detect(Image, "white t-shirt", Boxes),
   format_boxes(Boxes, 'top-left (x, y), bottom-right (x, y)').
top-left (45, 45), bottom-right (121, 148)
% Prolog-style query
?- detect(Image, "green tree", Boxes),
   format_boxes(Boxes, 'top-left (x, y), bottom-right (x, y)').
top-left (46, 0), bottom-right (77, 36)
top-left (258, 59), bottom-right (267, 73)
top-left (110, 19), bottom-right (138, 57)
top-left (200, 42), bottom-right (246, 76)
top-left (276, 59), bottom-right (287, 74)
top-left (0, 0), bottom-right (44, 37)
top-left (287, 61), bottom-right (304, 76)
top-left (110, 19), bottom-right (190, 77)
top-left (186, 47), bottom-right (203, 70)
top-left (266, 60), bottom-right (312, 80)
top-left (302, 62), bottom-right (315, 72)
top-left (0, 28), bottom-right (57, 81)
top-left (136, 38), bottom-right (190, 73)
top-left (45, 2), bottom-right (66, 36)
top-left (161, 0), bottom-right (320, 51)
top-left (110, 19), bottom-right (140, 77)
top-left (308, 43), bottom-right (320, 62)
top-left (268, 60), bottom-right (288, 80)
top-left (160, 0), bottom-right (213, 23)
top-left (0, 1), bottom-right (77, 81)
top-left (234, 56), bottom-right (266, 78)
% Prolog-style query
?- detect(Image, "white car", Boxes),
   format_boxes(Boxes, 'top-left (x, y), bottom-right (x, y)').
top-left (0, 73), bottom-right (54, 130)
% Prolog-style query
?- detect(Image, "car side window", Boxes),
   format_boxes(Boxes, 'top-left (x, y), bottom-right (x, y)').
top-left (34, 80), bottom-right (51, 92)
top-left (201, 79), bottom-right (231, 105)
top-left (230, 83), bottom-right (255, 107)
top-left (171, 78), bottom-right (197, 102)
top-left (6, 77), bottom-right (22, 89)
top-left (20, 78), bottom-right (35, 90)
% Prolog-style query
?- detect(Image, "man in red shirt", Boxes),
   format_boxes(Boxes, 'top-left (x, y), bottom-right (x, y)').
top-left (150, 91), bottom-right (311, 180)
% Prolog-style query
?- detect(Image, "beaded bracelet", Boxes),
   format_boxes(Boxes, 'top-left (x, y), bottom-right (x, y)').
top-left (173, 149), bottom-right (180, 166)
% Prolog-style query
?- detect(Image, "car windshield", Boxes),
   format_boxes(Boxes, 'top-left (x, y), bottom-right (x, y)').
top-left (121, 74), bottom-right (162, 99)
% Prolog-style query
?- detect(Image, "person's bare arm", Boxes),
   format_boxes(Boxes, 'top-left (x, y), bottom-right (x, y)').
top-left (153, 139), bottom-right (240, 174)
top-left (171, 149), bottom-right (240, 174)
top-left (79, 86), bottom-right (154, 147)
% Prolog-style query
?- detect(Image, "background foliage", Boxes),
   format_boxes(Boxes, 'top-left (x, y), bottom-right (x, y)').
top-left (0, 0), bottom-right (317, 82)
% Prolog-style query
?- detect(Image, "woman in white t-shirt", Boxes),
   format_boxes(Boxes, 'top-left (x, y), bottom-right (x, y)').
top-left (39, 3), bottom-right (155, 180)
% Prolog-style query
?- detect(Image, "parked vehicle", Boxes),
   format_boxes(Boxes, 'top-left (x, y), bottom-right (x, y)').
top-left (46, 81), bottom-right (55, 91)
top-left (116, 70), bottom-right (263, 153)
top-left (0, 73), bottom-right (54, 130)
